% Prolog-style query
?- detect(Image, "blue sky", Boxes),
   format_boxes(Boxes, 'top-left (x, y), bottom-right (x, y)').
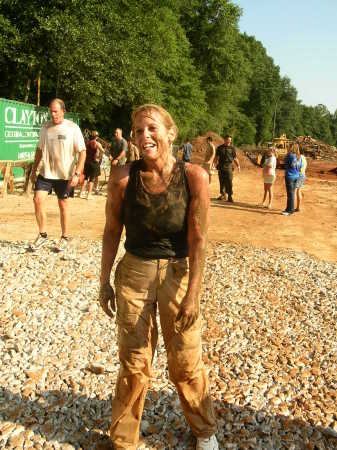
top-left (234, 0), bottom-right (337, 113)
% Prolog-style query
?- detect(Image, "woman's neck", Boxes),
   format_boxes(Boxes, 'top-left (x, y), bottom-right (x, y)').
top-left (143, 154), bottom-right (175, 175)
top-left (141, 155), bottom-right (176, 193)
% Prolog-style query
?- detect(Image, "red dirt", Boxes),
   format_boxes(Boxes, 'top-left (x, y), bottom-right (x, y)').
top-left (1, 140), bottom-right (336, 262)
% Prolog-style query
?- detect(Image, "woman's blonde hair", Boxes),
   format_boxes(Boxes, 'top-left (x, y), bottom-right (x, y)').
top-left (131, 104), bottom-right (178, 140)
top-left (291, 142), bottom-right (300, 156)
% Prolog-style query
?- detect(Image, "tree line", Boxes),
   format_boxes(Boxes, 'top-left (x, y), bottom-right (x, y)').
top-left (1, 0), bottom-right (336, 146)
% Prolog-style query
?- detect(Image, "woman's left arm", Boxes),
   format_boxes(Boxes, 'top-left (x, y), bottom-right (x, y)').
top-left (175, 164), bottom-right (210, 332)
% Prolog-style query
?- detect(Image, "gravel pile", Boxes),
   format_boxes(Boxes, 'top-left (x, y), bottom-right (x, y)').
top-left (0, 239), bottom-right (336, 450)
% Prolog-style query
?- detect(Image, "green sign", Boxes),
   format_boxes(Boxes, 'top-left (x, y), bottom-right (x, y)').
top-left (0, 98), bottom-right (79, 178)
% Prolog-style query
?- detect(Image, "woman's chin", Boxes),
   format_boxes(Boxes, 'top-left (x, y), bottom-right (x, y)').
top-left (141, 149), bottom-right (160, 161)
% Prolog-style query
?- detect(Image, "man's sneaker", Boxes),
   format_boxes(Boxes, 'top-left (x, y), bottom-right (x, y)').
top-left (217, 195), bottom-right (225, 200)
top-left (29, 234), bottom-right (48, 252)
top-left (55, 236), bottom-right (70, 252)
top-left (196, 435), bottom-right (219, 450)
top-left (79, 191), bottom-right (87, 199)
top-left (281, 210), bottom-right (293, 216)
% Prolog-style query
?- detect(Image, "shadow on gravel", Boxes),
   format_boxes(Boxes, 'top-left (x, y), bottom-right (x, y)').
top-left (1, 387), bottom-right (337, 449)
top-left (210, 199), bottom-right (281, 215)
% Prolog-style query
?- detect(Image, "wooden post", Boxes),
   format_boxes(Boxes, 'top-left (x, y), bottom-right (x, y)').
top-left (0, 162), bottom-right (12, 197)
top-left (37, 70), bottom-right (41, 106)
top-left (24, 78), bottom-right (31, 103)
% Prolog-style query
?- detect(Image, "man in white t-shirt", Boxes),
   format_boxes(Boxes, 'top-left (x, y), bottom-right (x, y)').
top-left (29, 98), bottom-right (86, 252)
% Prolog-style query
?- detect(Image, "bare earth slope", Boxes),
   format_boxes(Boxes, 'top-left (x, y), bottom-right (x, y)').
top-left (1, 153), bottom-right (336, 261)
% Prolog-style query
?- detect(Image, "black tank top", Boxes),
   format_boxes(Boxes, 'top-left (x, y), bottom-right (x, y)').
top-left (123, 160), bottom-right (190, 259)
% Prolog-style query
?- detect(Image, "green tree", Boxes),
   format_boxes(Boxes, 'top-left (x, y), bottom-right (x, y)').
top-left (239, 34), bottom-right (281, 144)
top-left (181, 0), bottom-right (250, 134)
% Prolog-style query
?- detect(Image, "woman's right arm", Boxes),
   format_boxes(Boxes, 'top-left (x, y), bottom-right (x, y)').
top-left (99, 166), bottom-right (129, 317)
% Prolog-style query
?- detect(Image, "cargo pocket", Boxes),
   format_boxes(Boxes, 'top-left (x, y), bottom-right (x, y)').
top-left (171, 258), bottom-right (189, 280)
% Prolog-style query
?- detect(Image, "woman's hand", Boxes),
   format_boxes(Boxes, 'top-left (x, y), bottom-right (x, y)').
top-left (175, 295), bottom-right (199, 333)
top-left (98, 282), bottom-right (116, 318)
top-left (30, 170), bottom-right (37, 186)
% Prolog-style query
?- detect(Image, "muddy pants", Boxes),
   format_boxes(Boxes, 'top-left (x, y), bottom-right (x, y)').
top-left (110, 251), bottom-right (216, 449)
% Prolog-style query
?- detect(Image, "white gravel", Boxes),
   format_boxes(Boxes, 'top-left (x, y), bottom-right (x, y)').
top-left (0, 238), bottom-right (337, 449)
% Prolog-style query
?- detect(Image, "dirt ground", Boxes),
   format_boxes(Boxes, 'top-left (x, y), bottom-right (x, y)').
top-left (1, 155), bottom-right (336, 262)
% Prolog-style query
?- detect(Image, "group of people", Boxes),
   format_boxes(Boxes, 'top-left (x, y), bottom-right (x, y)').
top-left (28, 98), bottom-right (309, 450)
top-left (260, 144), bottom-right (307, 214)
top-left (29, 99), bottom-right (219, 450)
top-left (79, 127), bottom-right (140, 200)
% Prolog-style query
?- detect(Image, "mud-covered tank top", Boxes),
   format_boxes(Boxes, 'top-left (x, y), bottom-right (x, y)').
top-left (123, 160), bottom-right (190, 259)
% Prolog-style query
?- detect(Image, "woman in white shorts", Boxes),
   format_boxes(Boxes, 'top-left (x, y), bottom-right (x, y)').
top-left (260, 147), bottom-right (277, 209)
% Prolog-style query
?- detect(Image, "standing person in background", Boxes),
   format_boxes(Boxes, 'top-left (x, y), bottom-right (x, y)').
top-left (295, 147), bottom-right (307, 212)
top-left (282, 143), bottom-right (300, 216)
top-left (172, 143), bottom-right (179, 160)
top-left (79, 130), bottom-right (104, 200)
top-left (29, 98), bottom-right (86, 252)
top-left (181, 138), bottom-right (193, 162)
top-left (126, 136), bottom-right (140, 163)
top-left (213, 135), bottom-right (240, 202)
top-left (109, 128), bottom-right (127, 167)
top-left (99, 104), bottom-right (218, 450)
top-left (260, 147), bottom-right (277, 209)
top-left (203, 136), bottom-right (216, 183)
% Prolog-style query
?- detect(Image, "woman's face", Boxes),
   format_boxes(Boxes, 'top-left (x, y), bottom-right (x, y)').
top-left (133, 110), bottom-right (175, 162)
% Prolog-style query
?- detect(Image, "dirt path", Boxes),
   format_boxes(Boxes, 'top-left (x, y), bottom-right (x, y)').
top-left (1, 163), bottom-right (336, 262)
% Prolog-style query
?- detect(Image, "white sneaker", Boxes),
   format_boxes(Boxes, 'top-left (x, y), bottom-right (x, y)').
top-left (55, 236), bottom-right (70, 252)
top-left (79, 191), bottom-right (87, 199)
top-left (29, 234), bottom-right (48, 252)
top-left (196, 435), bottom-right (219, 450)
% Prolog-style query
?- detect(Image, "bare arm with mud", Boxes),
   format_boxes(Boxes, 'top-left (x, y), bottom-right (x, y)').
top-left (99, 165), bottom-right (129, 317)
top-left (175, 164), bottom-right (210, 332)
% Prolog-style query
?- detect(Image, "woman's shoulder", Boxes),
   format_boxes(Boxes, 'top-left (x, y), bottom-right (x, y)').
top-left (109, 164), bottom-right (132, 190)
top-left (184, 162), bottom-right (209, 194)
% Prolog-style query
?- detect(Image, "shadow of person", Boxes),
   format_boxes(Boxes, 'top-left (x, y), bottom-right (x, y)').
top-left (1, 386), bottom-right (337, 449)
top-left (212, 399), bottom-right (337, 449)
top-left (211, 199), bottom-right (280, 215)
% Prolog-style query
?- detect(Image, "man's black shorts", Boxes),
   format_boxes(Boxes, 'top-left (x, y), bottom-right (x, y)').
top-left (84, 161), bottom-right (100, 182)
top-left (34, 175), bottom-right (74, 199)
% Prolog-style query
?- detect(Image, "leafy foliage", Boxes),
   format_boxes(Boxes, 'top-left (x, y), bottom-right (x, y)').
top-left (0, 0), bottom-right (335, 145)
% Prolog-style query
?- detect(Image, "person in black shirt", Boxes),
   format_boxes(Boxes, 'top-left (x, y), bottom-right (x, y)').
top-left (99, 104), bottom-right (218, 450)
top-left (213, 135), bottom-right (240, 202)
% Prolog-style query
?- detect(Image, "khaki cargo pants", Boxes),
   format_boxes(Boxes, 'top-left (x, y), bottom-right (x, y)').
top-left (110, 251), bottom-right (216, 449)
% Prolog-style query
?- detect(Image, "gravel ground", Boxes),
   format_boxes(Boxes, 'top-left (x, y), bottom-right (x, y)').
top-left (0, 238), bottom-right (337, 450)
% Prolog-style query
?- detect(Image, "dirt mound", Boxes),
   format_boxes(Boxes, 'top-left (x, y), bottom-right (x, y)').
top-left (236, 149), bottom-right (258, 170)
top-left (305, 158), bottom-right (337, 180)
top-left (191, 132), bottom-right (223, 165)
top-left (191, 132), bottom-right (257, 170)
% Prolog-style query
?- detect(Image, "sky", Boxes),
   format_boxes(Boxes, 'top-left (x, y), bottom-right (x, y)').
top-left (234, 0), bottom-right (337, 113)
